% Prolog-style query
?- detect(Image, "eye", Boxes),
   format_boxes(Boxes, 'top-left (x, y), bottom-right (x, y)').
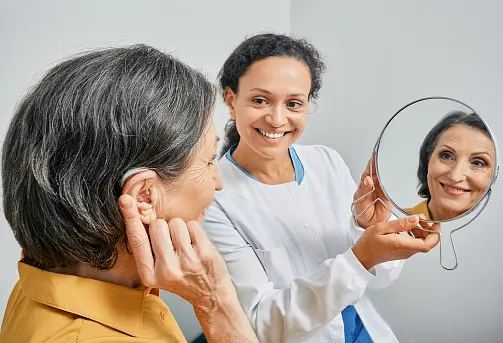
top-left (208, 154), bottom-right (217, 167)
top-left (286, 101), bottom-right (303, 109)
top-left (439, 151), bottom-right (453, 160)
top-left (253, 98), bottom-right (267, 105)
top-left (471, 158), bottom-right (487, 168)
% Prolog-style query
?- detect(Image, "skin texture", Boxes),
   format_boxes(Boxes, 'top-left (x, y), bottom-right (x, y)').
top-left (427, 124), bottom-right (495, 220)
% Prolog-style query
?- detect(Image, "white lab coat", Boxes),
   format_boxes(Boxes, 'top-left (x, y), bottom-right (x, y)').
top-left (203, 144), bottom-right (404, 343)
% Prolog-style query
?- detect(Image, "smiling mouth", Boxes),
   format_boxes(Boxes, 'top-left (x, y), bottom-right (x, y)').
top-left (256, 128), bottom-right (290, 139)
top-left (440, 182), bottom-right (470, 194)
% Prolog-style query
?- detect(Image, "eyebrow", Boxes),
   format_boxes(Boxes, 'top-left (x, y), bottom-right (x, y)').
top-left (439, 143), bottom-right (492, 157)
top-left (248, 87), bottom-right (308, 99)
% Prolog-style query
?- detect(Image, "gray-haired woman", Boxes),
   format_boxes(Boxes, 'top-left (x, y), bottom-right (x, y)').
top-left (0, 45), bottom-right (257, 343)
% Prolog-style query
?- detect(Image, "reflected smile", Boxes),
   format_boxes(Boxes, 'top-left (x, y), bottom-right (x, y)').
top-left (440, 182), bottom-right (470, 195)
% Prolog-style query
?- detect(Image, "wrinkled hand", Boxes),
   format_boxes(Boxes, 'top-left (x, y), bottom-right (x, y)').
top-left (118, 194), bottom-right (234, 313)
top-left (352, 215), bottom-right (440, 270)
top-left (353, 154), bottom-right (392, 229)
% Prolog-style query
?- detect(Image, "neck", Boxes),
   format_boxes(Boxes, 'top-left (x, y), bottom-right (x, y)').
top-left (50, 251), bottom-right (141, 288)
top-left (232, 143), bottom-right (295, 185)
top-left (427, 200), bottom-right (457, 221)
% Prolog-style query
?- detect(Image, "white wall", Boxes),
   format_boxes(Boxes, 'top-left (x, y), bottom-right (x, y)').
top-left (3, 1), bottom-right (502, 342)
top-left (291, 1), bottom-right (503, 342)
top-left (0, 1), bottom-right (289, 341)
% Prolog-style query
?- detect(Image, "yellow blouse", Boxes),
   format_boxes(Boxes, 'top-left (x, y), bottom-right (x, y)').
top-left (0, 262), bottom-right (187, 343)
top-left (403, 199), bottom-right (432, 220)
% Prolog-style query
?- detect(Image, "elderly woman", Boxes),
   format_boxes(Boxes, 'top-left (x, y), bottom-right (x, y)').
top-left (405, 111), bottom-right (496, 220)
top-left (0, 45), bottom-right (258, 342)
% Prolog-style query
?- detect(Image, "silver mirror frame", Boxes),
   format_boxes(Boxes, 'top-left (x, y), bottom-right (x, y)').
top-left (352, 96), bottom-right (499, 270)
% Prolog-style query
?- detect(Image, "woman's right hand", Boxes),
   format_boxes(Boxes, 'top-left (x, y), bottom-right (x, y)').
top-left (352, 215), bottom-right (440, 270)
top-left (118, 194), bottom-right (258, 343)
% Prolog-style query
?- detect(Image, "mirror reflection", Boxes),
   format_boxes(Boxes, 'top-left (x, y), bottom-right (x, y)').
top-left (376, 98), bottom-right (496, 222)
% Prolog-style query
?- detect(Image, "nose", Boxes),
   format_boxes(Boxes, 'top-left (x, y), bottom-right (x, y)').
top-left (213, 164), bottom-right (223, 191)
top-left (265, 104), bottom-right (288, 128)
top-left (447, 161), bottom-right (468, 183)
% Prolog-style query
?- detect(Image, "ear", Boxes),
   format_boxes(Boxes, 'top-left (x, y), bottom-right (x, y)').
top-left (223, 87), bottom-right (237, 121)
top-left (121, 170), bottom-right (158, 225)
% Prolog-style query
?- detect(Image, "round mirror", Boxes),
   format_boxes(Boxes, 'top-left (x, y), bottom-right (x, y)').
top-left (374, 97), bottom-right (499, 269)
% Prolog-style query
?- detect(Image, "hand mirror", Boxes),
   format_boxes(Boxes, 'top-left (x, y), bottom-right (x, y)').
top-left (372, 97), bottom-right (498, 270)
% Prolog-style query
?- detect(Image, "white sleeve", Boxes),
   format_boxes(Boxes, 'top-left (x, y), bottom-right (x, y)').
top-left (343, 160), bottom-right (405, 290)
top-left (203, 201), bottom-right (375, 343)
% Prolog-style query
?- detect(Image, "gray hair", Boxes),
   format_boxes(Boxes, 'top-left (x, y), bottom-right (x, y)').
top-left (2, 44), bottom-right (215, 270)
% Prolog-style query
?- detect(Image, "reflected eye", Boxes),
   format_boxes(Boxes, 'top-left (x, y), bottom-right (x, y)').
top-left (286, 101), bottom-right (302, 109)
top-left (471, 158), bottom-right (487, 168)
top-left (439, 151), bottom-right (453, 160)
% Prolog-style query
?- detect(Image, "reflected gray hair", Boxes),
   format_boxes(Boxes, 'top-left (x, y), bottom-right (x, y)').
top-left (2, 44), bottom-right (215, 270)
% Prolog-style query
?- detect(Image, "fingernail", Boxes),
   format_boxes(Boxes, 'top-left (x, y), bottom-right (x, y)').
top-left (419, 213), bottom-right (426, 220)
top-left (363, 177), bottom-right (368, 187)
top-left (119, 196), bottom-right (132, 209)
top-left (407, 215), bottom-right (418, 223)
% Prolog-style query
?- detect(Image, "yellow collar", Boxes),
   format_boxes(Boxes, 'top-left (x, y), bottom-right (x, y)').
top-left (18, 262), bottom-right (155, 337)
top-left (405, 200), bottom-right (432, 220)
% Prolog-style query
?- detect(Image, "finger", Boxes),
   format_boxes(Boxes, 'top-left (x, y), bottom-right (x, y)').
top-left (187, 221), bottom-right (217, 265)
top-left (168, 218), bottom-right (196, 257)
top-left (149, 219), bottom-right (176, 264)
top-left (423, 231), bottom-right (441, 249)
top-left (186, 221), bottom-right (212, 250)
top-left (119, 194), bottom-right (155, 282)
top-left (377, 215), bottom-right (420, 234)
top-left (395, 231), bottom-right (440, 253)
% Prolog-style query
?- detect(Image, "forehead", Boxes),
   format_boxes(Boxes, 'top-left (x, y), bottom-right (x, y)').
top-left (239, 56), bottom-right (311, 94)
top-left (437, 124), bottom-right (494, 151)
top-left (198, 121), bottom-right (217, 152)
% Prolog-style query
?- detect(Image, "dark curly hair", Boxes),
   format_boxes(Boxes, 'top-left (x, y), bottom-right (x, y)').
top-left (218, 33), bottom-right (326, 155)
top-left (417, 111), bottom-right (491, 198)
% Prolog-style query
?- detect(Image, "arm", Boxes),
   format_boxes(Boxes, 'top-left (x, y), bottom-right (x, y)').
top-left (203, 201), bottom-right (375, 343)
top-left (344, 160), bottom-right (405, 289)
top-left (195, 296), bottom-right (259, 343)
top-left (118, 195), bottom-right (258, 343)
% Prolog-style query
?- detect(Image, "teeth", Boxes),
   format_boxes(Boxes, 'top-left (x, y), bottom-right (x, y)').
top-left (443, 184), bottom-right (466, 193)
top-left (258, 129), bottom-right (285, 139)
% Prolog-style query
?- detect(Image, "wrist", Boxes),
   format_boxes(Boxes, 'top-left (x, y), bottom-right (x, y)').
top-left (194, 290), bottom-right (258, 343)
top-left (352, 243), bottom-right (376, 271)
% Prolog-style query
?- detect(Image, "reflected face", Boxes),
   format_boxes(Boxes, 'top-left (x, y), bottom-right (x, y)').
top-left (226, 56), bottom-right (311, 159)
top-left (157, 122), bottom-right (223, 222)
top-left (427, 124), bottom-right (495, 220)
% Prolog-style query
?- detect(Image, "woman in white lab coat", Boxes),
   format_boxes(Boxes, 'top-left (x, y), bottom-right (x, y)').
top-left (203, 33), bottom-right (439, 343)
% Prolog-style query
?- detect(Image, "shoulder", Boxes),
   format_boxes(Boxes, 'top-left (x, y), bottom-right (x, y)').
top-left (293, 144), bottom-right (349, 174)
top-left (0, 290), bottom-right (82, 343)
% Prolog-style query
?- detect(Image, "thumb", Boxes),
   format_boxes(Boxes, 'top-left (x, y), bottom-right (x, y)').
top-left (377, 215), bottom-right (420, 234)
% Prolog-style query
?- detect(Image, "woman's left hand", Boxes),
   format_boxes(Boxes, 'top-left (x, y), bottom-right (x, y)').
top-left (353, 154), bottom-right (392, 229)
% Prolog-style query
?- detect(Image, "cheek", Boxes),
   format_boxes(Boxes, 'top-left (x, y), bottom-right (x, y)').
top-left (191, 174), bottom-right (216, 208)
top-left (291, 114), bottom-right (307, 131)
top-left (471, 170), bottom-right (493, 191)
top-left (428, 159), bottom-right (449, 178)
